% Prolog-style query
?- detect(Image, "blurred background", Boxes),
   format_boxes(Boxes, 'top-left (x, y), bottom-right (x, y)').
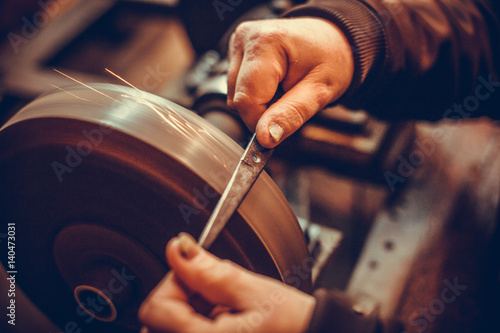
top-left (0, 1), bottom-right (499, 333)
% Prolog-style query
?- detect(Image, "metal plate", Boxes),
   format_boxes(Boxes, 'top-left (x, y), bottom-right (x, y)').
top-left (0, 84), bottom-right (311, 332)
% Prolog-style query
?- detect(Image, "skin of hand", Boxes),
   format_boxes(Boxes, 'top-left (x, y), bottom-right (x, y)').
top-left (227, 17), bottom-right (354, 148)
top-left (138, 233), bottom-right (316, 333)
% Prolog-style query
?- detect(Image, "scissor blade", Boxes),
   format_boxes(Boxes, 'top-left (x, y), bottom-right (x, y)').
top-left (198, 133), bottom-right (273, 249)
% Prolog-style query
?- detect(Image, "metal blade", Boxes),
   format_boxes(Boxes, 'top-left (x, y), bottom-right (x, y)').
top-left (198, 133), bottom-right (273, 249)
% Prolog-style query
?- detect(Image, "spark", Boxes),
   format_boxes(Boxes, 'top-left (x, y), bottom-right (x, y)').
top-left (105, 68), bottom-right (140, 91)
top-left (121, 93), bottom-right (175, 128)
top-left (104, 67), bottom-right (181, 118)
top-left (103, 68), bottom-right (176, 129)
top-left (48, 84), bottom-right (104, 105)
top-left (53, 69), bottom-right (121, 103)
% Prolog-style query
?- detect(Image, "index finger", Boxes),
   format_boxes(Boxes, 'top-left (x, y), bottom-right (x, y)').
top-left (231, 56), bottom-right (284, 130)
top-left (227, 32), bottom-right (242, 105)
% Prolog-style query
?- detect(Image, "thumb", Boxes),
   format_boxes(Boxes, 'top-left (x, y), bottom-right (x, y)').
top-left (255, 72), bottom-right (342, 148)
top-left (166, 233), bottom-right (272, 310)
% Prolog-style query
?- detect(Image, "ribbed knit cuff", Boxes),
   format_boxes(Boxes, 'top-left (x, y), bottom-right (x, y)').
top-left (283, 0), bottom-right (387, 105)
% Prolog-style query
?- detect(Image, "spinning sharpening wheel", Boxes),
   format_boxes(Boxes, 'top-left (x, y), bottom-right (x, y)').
top-left (0, 84), bottom-right (311, 332)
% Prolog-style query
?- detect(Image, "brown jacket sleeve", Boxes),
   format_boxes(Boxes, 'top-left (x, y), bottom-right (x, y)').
top-left (285, 0), bottom-right (500, 121)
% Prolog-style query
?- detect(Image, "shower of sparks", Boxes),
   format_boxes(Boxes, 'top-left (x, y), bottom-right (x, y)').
top-left (104, 67), bottom-right (182, 130)
top-left (48, 84), bottom-right (104, 105)
top-left (103, 68), bottom-right (228, 166)
top-left (52, 67), bottom-right (214, 151)
top-left (121, 93), bottom-right (175, 128)
top-left (105, 68), bottom-right (140, 91)
top-left (103, 67), bottom-right (182, 115)
top-left (53, 69), bottom-right (121, 103)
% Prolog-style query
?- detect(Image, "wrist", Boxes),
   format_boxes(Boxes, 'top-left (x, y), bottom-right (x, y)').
top-left (283, 1), bottom-right (387, 104)
top-left (318, 17), bottom-right (355, 98)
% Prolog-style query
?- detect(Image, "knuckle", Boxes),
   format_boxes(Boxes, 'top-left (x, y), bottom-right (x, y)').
top-left (199, 259), bottom-right (242, 288)
top-left (245, 29), bottom-right (286, 58)
top-left (137, 306), bottom-right (147, 324)
top-left (218, 260), bottom-right (243, 282)
top-left (254, 26), bottom-right (287, 44)
top-left (233, 22), bottom-right (252, 43)
top-left (227, 97), bottom-right (235, 109)
top-left (234, 21), bottom-right (287, 55)
top-left (249, 20), bottom-right (288, 41)
top-left (314, 83), bottom-right (335, 107)
top-left (235, 21), bottom-right (251, 34)
top-left (232, 91), bottom-right (253, 111)
top-left (283, 101), bottom-right (307, 128)
top-left (137, 300), bottom-right (154, 324)
top-left (195, 256), bottom-right (221, 284)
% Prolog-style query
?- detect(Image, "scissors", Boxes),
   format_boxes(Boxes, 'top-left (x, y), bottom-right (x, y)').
top-left (198, 133), bottom-right (274, 249)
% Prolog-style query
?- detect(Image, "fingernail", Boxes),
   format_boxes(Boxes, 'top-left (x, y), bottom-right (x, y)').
top-left (177, 232), bottom-right (199, 260)
top-left (269, 123), bottom-right (284, 143)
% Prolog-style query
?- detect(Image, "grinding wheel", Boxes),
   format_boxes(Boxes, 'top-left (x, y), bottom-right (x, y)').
top-left (0, 84), bottom-right (311, 332)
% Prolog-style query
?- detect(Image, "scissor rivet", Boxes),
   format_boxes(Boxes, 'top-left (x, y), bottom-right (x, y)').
top-left (252, 155), bottom-right (261, 163)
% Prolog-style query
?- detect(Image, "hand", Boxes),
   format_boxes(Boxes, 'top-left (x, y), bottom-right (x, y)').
top-left (138, 233), bottom-right (316, 333)
top-left (227, 18), bottom-right (354, 148)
